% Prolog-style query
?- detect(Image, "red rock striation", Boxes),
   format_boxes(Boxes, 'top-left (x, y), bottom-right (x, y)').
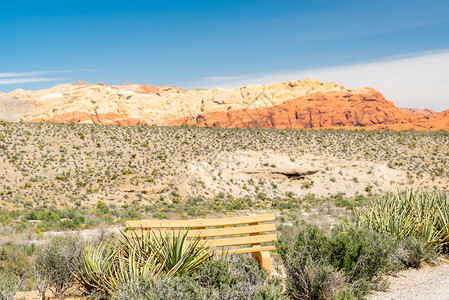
top-left (168, 89), bottom-right (448, 131)
top-left (5, 78), bottom-right (448, 131)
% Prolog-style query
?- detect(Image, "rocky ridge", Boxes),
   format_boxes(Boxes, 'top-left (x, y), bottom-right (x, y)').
top-left (2, 79), bottom-right (448, 131)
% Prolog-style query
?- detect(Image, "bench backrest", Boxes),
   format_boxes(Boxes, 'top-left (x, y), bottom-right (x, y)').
top-left (125, 213), bottom-right (277, 254)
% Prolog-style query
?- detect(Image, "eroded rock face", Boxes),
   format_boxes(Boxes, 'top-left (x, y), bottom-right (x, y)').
top-left (169, 90), bottom-right (449, 131)
top-left (400, 108), bottom-right (437, 115)
top-left (0, 95), bottom-right (35, 122)
top-left (3, 79), bottom-right (448, 131)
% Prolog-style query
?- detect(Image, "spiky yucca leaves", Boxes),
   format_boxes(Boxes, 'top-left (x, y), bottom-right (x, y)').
top-left (74, 241), bottom-right (117, 295)
top-left (147, 229), bottom-right (214, 275)
top-left (74, 240), bottom-right (158, 295)
top-left (117, 229), bottom-right (214, 275)
top-left (75, 229), bottom-right (214, 296)
top-left (356, 191), bottom-right (449, 252)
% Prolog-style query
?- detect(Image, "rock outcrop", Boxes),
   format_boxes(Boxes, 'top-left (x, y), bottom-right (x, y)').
top-left (3, 79), bottom-right (448, 131)
top-left (168, 89), bottom-right (423, 129)
top-left (0, 95), bottom-right (35, 122)
top-left (399, 108), bottom-right (437, 115)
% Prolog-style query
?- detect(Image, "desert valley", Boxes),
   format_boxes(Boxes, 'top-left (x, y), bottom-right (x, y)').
top-left (2, 1), bottom-right (449, 299)
top-left (0, 78), bottom-right (449, 299)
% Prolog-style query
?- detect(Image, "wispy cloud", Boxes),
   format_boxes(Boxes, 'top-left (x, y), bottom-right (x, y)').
top-left (0, 77), bottom-right (63, 85)
top-left (197, 49), bottom-right (449, 111)
top-left (0, 70), bottom-right (64, 78)
top-left (0, 69), bottom-right (99, 86)
top-left (0, 69), bottom-right (98, 78)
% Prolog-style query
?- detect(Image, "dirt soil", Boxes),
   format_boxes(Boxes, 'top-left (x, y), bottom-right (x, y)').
top-left (369, 262), bottom-right (449, 300)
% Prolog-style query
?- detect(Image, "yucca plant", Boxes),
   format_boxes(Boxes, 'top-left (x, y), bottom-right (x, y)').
top-left (74, 228), bottom-right (214, 296)
top-left (356, 190), bottom-right (449, 252)
top-left (147, 229), bottom-right (214, 275)
top-left (74, 241), bottom-right (119, 295)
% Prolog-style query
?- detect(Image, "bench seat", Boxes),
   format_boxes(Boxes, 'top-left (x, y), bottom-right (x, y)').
top-left (126, 213), bottom-right (277, 274)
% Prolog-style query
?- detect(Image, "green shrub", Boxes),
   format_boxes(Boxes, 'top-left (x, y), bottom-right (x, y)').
top-left (277, 222), bottom-right (332, 263)
top-left (34, 235), bottom-right (84, 298)
top-left (0, 243), bottom-right (34, 290)
top-left (277, 223), bottom-right (347, 299)
top-left (115, 255), bottom-right (287, 300)
top-left (115, 276), bottom-right (207, 300)
top-left (392, 237), bottom-right (429, 269)
top-left (0, 277), bottom-right (18, 300)
top-left (196, 255), bottom-right (285, 299)
top-left (277, 222), bottom-right (415, 299)
top-left (330, 226), bottom-right (397, 282)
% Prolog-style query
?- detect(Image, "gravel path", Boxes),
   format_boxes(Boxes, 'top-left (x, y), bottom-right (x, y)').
top-left (369, 263), bottom-right (449, 300)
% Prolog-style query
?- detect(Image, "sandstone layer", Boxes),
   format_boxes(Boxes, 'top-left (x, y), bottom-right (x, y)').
top-left (0, 95), bottom-right (35, 122)
top-left (3, 79), bottom-right (448, 131)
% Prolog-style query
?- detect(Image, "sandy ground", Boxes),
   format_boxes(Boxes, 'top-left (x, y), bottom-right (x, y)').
top-left (369, 262), bottom-right (449, 300)
top-left (16, 288), bottom-right (85, 300)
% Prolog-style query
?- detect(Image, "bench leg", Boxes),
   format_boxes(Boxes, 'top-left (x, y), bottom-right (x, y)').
top-left (252, 251), bottom-right (272, 277)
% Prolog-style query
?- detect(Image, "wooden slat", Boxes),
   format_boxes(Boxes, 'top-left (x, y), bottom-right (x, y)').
top-left (217, 245), bottom-right (276, 255)
top-left (202, 234), bottom-right (277, 248)
top-left (127, 223), bottom-right (277, 238)
top-left (126, 213), bottom-right (275, 229)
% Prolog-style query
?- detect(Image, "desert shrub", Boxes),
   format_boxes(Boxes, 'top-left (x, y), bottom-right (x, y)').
top-left (277, 222), bottom-right (411, 299)
top-left (288, 260), bottom-right (346, 300)
top-left (392, 237), bottom-right (429, 269)
top-left (34, 235), bottom-right (84, 298)
top-left (277, 223), bottom-right (347, 299)
top-left (196, 254), bottom-right (286, 299)
top-left (330, 226), bottom-right (397, 282)
top-left (0, 243), bottom-right (34, 290)
top-left (0, 277), bottom-right (18, 300)
top-left (115, 255), bottom-right (287, 300)
top-left (115, 276), bottom-right (207, 300)
top-left (22, 207), bottom-right (87, 231)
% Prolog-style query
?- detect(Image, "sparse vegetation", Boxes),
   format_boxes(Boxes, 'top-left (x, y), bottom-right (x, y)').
top-left (0, 123), bottom-right (448, 216)
top-left (0, 122), bottom-right (449, 298)
top-left (277, 221), bottom-right (431, 299)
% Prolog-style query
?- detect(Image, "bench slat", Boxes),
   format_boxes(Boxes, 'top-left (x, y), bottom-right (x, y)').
top-left (203, 234), bottom-right (277, 248)
top-left (217, 245), bottom-right (277, 255)
top-left (127, 223), bottom-right (277, 238)
top-left (126, 213), bottom-right (275, 229)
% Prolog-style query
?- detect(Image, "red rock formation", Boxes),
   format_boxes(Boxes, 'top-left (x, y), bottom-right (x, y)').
top-left (168, 89), bottom-right (441, 130)
top-left (7, 78), bottom-right (449, 131)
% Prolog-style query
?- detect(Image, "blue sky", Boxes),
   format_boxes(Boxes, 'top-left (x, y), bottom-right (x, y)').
top-left (1, 0), bottom-right (449, 109)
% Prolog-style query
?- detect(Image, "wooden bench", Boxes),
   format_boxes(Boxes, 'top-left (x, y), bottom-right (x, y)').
top-left (125, 213), bottom-right (277, 274)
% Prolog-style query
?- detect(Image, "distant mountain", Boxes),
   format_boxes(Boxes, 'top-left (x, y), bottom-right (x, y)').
top-left (0, 95), bottom-right (35, 122)
top-left (2, 79), bottom-right (448, 131)
top-left (399, 108), bottom-right (438, 115)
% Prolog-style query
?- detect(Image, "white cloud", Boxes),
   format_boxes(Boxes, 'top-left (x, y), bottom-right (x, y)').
top-left (0, 77), bottom-right (63, 85)
top-left (0, 70), bottom-right (66, 78)
top-left (0, 69), bottom-right (99, 78)
top-left (0, 69), bottom-right (99, 89)
top-left (198, 50), bottom-right (449, 111)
